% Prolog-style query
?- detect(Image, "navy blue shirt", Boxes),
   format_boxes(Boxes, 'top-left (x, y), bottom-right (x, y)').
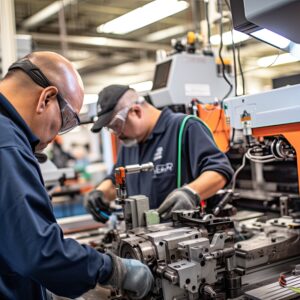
top-left (106, 108), bottom-right (234, 209)
top-left (0, 93), bottom-right (112, 300)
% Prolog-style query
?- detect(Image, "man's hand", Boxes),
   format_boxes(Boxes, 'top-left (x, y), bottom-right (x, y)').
top-left (84, 190), bottom-right (111, 223)
top-left (106, 254), bottom-right (154, 299)
top-left (157, 186), bottom-right (200, 220)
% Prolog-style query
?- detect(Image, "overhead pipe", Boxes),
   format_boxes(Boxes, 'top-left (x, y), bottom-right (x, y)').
top-left (30, 33), bottom-right (169, 51)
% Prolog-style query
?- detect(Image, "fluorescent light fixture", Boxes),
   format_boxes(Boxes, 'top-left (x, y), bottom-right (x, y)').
top-left (210, 30), bottom-right (250, 46)
top-left (83, 94), bottom-right (98, 105)
top-left (290, 43), bottom-right (300, 59)
top-left (144, 25), bottom-right (189, 42)
top-left (257, 53), bottom-right (299, 67)
top-left (97, 0), bottom-right (189, 35)
top-left (251, 29), bottom-right (290, 49)
top-left (130, 81), bottom-right (153, 92)
top-left (22, 0), bottom-right (76, 29)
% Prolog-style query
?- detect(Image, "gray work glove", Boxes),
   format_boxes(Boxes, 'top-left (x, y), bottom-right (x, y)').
top-left (106, 253), bottom-right (154, 299)
top-left (157, 186), bottom-right (200, 220)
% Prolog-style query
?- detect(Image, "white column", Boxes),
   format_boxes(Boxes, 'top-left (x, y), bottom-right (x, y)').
top-left (0, 0), bottom-right (17, 77)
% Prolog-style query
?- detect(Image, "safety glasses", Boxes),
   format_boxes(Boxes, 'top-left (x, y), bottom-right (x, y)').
top-left (106, 106), bottom-right (131, 136)
top-left (8, 58), bottom-right (80, 134)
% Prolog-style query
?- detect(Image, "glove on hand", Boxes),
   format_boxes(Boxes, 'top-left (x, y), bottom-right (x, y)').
top-left (106, 253), bottom-right (154, 299)
top-left (157, 186), bottom-right (200, 220)
top-left (84, 190), bottom-right (111, 223)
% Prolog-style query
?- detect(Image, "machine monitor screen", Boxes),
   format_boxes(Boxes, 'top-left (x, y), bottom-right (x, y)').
top-left (152, 60), bottom-right (172, 90)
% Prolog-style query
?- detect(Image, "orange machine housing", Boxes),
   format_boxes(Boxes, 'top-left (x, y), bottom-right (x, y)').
top-left (252, 123), bottom-right (300, 194)
top-left (197, 103), bottom-right (230, 152)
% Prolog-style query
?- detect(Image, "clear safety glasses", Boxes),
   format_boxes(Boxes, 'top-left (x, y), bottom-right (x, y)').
top-left (106, 106), bottom-right (131, 136)
top-left (8, 58), bottom-right (80, 134)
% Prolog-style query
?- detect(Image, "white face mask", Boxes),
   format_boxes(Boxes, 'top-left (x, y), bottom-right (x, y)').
top-left (121, 138), bottom-right (138, 147)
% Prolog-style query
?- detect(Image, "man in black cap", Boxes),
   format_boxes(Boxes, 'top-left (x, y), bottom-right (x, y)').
top-left (86, 84), bottom-right (234, 222)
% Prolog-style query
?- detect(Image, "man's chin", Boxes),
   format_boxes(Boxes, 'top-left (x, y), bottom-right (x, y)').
top-left (35, 142), bottom-right (48, 151)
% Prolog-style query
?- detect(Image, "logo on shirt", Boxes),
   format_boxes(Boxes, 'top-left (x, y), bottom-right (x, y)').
top-left (153, 146), bottom-right (163, 161)
top-left (154, 162), bottom-right (173, 175)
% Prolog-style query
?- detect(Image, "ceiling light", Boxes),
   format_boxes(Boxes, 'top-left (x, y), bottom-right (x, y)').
top-left (130, 81), bottom-right (153, 92)
top-left (97, 0), bottom-right (189, 35)
top-left (257, 53), bottom-right (299, 67)
top-left (251, 29), bottom-right (290, 49)
top-left (289, 43), bottom-right (300, 59)
top-left (210, 30), bottom-right (250, 46)
top-left (144, 25), bottom-right (189, 42)
top-left (22, 0), bottom-right (77, 29)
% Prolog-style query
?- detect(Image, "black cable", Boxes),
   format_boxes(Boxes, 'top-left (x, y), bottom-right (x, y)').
top-left (237, 44), bottom-right (245, 95)
top-left (218, 0), bottom-right (233, 101)
top-left (224, 0), bottom-right (237, 96)
top-left (205, 0), bottom-right (212, 50)
top-left (213, 153), bottom-right (247, 216)
top-left (230, 128), bottom-right (236, 146)
top-left (224, 0), bottom-right (237, 146)
top-left (213, 0), bottom-right (233, 135)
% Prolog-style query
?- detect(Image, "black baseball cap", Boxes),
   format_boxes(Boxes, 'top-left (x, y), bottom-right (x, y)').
top-left (91, 84), bottom-right (130, 133)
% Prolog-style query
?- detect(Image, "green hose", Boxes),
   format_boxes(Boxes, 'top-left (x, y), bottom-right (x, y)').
top-left (177, 115), bottom-right (215, 188)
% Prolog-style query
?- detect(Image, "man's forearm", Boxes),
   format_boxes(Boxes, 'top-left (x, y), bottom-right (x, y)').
top-left (187, 171), bottom-right (226, 200)
top-left (96, 179), bottom-right (117, 201)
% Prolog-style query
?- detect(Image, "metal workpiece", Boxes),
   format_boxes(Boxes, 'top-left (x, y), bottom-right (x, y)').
top-left (146, 227), bottom-right (200, 261)
top-left (109, 206), bottom-right (241, 299)
top-left (168, 260), bottom-right (204, 293)
top-left (172, 211), bottom-right (235, 237)
top-left (235, 232), bottom-right (297, 269)
top-left (280, 195), bottom-right (290, 217)
top-left (178, 237), bottom-right (210, 262)
top-left (225, 272), bottom-right (242, 299)
top-left (201, 284), bottom-right (217, 298)
top-left (235, 216), bottom-right (300, 270)
top-left (108, 191), bottom-right (300, 300)
top-left (293, 264), bottom-right (300, 276)
top-left (155, 266), bottom-right (179, 285)
top-left (124, 195), bottom-right (150, 229)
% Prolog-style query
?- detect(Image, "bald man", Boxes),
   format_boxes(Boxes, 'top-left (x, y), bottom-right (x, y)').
top-left (0, 52), bottom-right (153, 300)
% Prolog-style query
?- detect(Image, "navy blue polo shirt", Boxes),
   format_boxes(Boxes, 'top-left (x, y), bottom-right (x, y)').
top-left (0, 93), bottom-right (112, 300)
top-left (106, 108), bottom-right (234, 209)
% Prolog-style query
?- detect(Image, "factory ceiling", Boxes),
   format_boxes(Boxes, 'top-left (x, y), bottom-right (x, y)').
top-left (9, 0), bottom-right (300, 93)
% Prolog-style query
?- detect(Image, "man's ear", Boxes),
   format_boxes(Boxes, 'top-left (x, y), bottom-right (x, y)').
top-left (36, 86), bottom-right (59, 114)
